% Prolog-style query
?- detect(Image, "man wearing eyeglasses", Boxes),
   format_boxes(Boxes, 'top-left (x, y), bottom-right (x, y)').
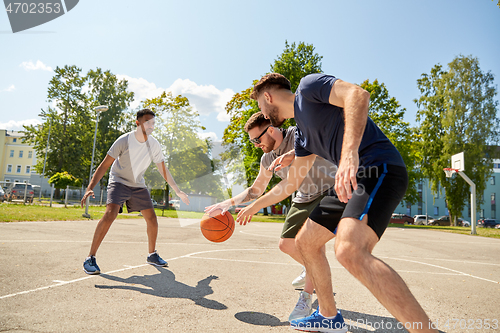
top-left (205, 111), bottom-right (339, 321)
top-left (237, 74), bottom-right (436, 333)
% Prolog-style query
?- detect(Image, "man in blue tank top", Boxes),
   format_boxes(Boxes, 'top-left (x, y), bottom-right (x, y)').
top-left (236, 73), bottom-right (437, 333)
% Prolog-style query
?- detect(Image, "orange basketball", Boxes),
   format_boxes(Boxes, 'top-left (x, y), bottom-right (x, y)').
top-left (200, 210), bottom-right (235, 243)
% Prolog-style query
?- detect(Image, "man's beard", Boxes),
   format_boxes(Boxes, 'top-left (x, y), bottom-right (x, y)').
top-left (260, 136), bottom-right (276, 153)
top-left (268, 105), bottom-right (285, 127)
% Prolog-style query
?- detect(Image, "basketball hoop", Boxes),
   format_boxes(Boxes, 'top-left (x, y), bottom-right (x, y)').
top-left (444, 168), bottom-right (458, 178)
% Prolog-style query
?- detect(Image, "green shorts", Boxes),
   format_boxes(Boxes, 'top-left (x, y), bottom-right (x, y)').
top-left (281, 195), bottom-right (325, 238)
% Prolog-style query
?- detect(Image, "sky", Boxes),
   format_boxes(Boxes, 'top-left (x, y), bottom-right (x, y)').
top-left (1, 0), bottom-right (499, 143)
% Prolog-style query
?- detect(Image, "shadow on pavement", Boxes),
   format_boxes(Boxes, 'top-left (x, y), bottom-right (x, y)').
top-left (342, 309), bottom-right (445, 333)
top-left (95, 266), bottom-right (227, 310)
top-left (234, 311), bottom-right (289, 327)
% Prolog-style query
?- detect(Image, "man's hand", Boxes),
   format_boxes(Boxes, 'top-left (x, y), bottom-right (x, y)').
top-left (335, 149), bottom-right (359, 203)
top-left (268, 149), bottom-right (295, 172)
top-left (81, 189), bottom-right (95, 208)
top-left (236, 202), bottom-right (260, 225)
top-left (205, 201), bottom-right (231, 215)
top-left (177, 191), bottom-right (190, 205)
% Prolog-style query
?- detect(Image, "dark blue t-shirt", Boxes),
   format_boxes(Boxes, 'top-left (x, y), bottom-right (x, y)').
top-left (294, 74), bottom-right (405, 168)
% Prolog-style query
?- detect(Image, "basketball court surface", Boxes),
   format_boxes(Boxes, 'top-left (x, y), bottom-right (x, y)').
top-left (1, 217), bottom-right (499, 332)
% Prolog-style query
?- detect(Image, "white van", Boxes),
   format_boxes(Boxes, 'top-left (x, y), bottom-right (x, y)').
top-left (413, 215), bottom-right (429, 225)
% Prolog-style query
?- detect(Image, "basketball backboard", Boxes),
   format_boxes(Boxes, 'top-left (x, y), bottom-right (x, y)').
top-left (451, 152), bottom-right (465, 172)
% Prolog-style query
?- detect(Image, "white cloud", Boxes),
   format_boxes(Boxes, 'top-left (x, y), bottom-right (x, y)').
top-left (20, 60), bottom-right (53, 71)
top-left (117, 75), bottom-right (164, 109)
top-left (168, 78), bottom-right (234, 120)
top-left (0, 119), bottom-right (42, 131)
top-left (118, 75), bottom-right (234, 122)
top-left (198, 131), bottom-right (218, 141)
top-left (3, 84), bottom-right (15, 92)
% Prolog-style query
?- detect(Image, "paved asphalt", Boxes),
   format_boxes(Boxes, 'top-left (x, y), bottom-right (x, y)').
top-left (0, 217), bottom-right (499, 332)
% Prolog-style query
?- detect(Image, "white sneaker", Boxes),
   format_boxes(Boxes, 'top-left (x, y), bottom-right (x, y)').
top-left (288, 291), bottom-right (312, 321)
top-left (292, 267), bottom-right (306, 289)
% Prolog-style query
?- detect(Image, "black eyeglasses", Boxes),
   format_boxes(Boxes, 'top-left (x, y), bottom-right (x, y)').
top-left (250, 126), bottom-right (271, 144)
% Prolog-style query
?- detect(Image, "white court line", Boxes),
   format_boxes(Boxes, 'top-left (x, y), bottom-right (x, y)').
top-left (398, 256), bottom-right (500, 267)
top-left (0, 248), bottom-right (274, 300)
top-left (3, 247), bottom-right (498, 300)
top-left (380, 256), bottom-right (500, 284)
top-left (0, 240), bottom-right (218, 247)
top-left (186, 256), bottom-right (463, 276)
top-left (188, 256), bottom-right (300, 266)
top-left (239, 230), bottom-right (278, 238)
top-left (388, 237), bottom-right (499, 245)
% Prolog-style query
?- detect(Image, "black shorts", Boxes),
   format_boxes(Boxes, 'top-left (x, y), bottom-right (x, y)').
top-left (107, 182), bottom-right (154, 213)
top-left (309, 164), bottom-right (408, 239)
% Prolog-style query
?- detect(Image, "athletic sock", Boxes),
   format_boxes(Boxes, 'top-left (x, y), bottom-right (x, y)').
top-left (148, 251), bottom-right (156, 257)
top-left (319, 311), bottom-right (336, 319)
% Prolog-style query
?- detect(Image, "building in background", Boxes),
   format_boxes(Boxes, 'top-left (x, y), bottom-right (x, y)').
top-left (394, 158), bottom-right (500, 221)
top-left (0, 130), bottom-right (37, 186)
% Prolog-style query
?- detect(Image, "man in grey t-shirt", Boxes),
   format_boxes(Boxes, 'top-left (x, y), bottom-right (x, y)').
top-left (81, 109), bottom-right (189, 275)
top-left (205, 112), bottom-right (337, 321)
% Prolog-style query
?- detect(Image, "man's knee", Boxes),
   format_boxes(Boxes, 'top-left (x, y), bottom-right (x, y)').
top-left (102, 204), bottom-right (120, 222)
top-left (279, 238), bottom-right (294, 255)
top-left (334, 239), bottom-right (370, 274)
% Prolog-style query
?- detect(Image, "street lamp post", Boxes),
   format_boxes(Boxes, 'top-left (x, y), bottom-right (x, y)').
top-left (83, 105), bottom-right (108, 218)
top-left (37, 114), bottom-right (52, 202)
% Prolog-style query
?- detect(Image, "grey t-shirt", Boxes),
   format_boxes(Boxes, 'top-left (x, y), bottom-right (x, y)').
top-left (261, 127), bottom-right (336, 203)
top-left (107, 131), bottom-right (164, 188)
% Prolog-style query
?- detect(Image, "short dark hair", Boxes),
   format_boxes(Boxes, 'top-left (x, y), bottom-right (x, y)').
top-left (136, 108), bottom-right (155, 120)
top-left (250, 73), bottom-right (291, 100)
top-left (244, 111), bottom-right (271, 133)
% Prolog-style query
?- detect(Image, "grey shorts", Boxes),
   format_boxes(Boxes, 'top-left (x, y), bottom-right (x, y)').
top-left (107, 182), bottom-right (154, 213)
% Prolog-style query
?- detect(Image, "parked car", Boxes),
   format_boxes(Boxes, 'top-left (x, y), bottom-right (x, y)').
top-left (151, 199), bottom-right (158, 208)
top-left (458, 218), bottom-right (470, 227)
top-left (413, 215), bottom-right (430, 225)
top-left (0, 187), bottom-right (5, 202)
top-left (478, 219), bottom-right (500, 228)
top-left (428, 216), bottom-right (451, 226)
top-left (5, 183), bottom-right (34, 203)
top-left (169, 199), bottom-right (180, 209)
top-left (391, 213), bottom-right (414, 224)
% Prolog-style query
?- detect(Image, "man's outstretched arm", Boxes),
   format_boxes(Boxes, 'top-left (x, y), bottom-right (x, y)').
top-left (81, 154), bottom-right (115, 207)
top-left (205, 163), bottom-right (273, 214)
top-left (156, 161), bottom-right (190, 205)
top-left (236, 154), bottom-right (317, 225)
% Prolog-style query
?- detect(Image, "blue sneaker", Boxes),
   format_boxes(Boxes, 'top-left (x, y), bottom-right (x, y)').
top-left (290, 308), bottom-right (347, 333)
top-left (83, 255), bottom-right (101, 275)
top-left (147, 251), bottom-right (168, 267)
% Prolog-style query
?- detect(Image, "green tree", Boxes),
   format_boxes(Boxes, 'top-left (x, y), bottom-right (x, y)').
top-left (48, 171), bottom-right (82, 189)
top-left (24, 66), bottom-right (136, 198)
top-left (223, 41), bottom-right (323, 194)
top-left (360, 79), bottom-right (422, 205)
top-left (141, 92), bottom-right (223, 200)
top-left (272, 40), bottom-right (323, 93)
top-left (24, 65), bottom-right (89, 197)
top-left (46, 65), bottom-right (88, 176)
top-left (415, 55), bottom-right (499, 224)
